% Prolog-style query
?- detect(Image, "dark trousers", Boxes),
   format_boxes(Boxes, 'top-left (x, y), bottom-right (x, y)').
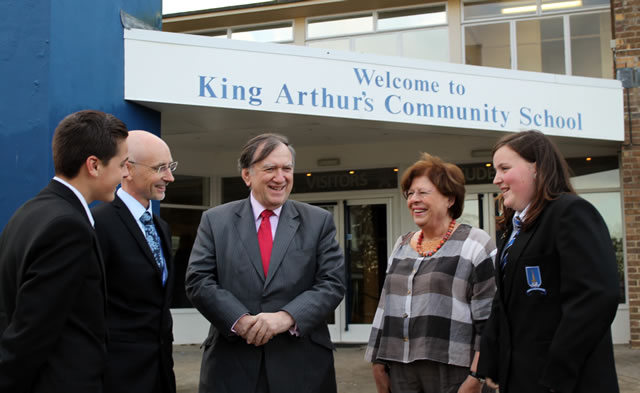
top-left (389, 359), bottom-right (495, 393)
top-left (255, 349), bottom-right (269, 393)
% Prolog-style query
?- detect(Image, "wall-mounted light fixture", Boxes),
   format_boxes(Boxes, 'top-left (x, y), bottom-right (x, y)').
top-left (471, 149), bottom-right (492, 158)
top-left (317, 158), bottom-right (341, 167)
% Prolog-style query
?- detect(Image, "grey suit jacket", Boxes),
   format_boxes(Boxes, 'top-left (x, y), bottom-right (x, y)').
top-left (186, 198), bottom-right (346, 393)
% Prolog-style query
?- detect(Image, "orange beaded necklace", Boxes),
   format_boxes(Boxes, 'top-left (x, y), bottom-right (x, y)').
top-left (416, 219), bottom-right (456, 257)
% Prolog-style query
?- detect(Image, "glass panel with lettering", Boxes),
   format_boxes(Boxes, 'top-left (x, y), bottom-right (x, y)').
top-left (570, 12), bottom-right (613, 78)
top-left (465, 22), bottom-right (511, 69)
top-left (517, 18), bottom-right (565, 74)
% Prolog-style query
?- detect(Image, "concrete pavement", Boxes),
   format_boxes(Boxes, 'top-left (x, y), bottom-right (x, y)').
top-left (174, 344), bottom-right (640, 393)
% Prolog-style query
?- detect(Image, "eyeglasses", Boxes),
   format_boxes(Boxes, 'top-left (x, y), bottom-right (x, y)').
top-left (129, 161), bottom-right (178, 174)
top-left (404, 189), bottom-right (432, 200)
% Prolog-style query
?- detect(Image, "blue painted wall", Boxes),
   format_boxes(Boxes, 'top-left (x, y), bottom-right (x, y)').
top-left (0, 0), bottom-right (162, 230)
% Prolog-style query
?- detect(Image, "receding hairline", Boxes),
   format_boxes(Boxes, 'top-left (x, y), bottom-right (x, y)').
top-left (127, 130), bottom-right (170, 163)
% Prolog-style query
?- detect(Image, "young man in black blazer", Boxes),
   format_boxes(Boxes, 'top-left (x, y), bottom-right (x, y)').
top-left (92, 130), bottom-right (177, 393)
top-left (0, 110), bottom-right (129, 393)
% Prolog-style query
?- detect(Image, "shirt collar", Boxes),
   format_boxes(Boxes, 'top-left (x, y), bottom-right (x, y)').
top-left (515, 204), bottom-right (531, 225)
top-left (117, 187), bottom-right (152, 221)
top-left (53, 176), bottom-right (95, 227)
top-left (249, 192), bottom-right (283, 221)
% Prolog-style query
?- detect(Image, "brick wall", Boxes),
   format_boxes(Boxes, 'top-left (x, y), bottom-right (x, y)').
top-left (614, 0), bottom-right (640, 348)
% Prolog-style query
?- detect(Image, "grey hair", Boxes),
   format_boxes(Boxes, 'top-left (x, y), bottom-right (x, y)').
top-left (237, 133), bottom-right (296, 172)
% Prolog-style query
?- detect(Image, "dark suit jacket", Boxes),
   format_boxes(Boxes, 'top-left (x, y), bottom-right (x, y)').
top-left (92, 195), bottom-right (176, 393)
top-left (478, 193), bottom-right (619, 393)
top-left (186, 198), bottom-right (346, 393)
top-left (0, 180), bottom-right (107, 393)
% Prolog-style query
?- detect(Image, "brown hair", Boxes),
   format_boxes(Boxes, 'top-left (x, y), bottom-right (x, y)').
top-left (400, 153), bottom-right (466, 219)
top-left (237, 133), bottom-right (296, 171)
top-left (493, 130), bottom-right (575, 231)
top-left (52, 110), bottom-right (128, 178)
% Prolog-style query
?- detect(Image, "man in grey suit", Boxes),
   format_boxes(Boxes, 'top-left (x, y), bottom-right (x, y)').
top-left (186, 133), bottom-right (346, 393)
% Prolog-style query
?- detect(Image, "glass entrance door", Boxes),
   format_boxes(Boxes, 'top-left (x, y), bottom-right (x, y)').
top-left (459, 192), bottom-right (497, 233)
top-left (315, 197), bottom-right (392, 343)
top-left (342, 199), bottom-right (388, 342)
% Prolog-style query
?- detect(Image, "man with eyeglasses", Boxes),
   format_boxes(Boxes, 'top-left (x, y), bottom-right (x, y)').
top-left (92, 130), bottom-right (178, 393)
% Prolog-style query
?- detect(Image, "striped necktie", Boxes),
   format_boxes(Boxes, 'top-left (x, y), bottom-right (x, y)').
top-left (500, 216), bottom-right (522, 273)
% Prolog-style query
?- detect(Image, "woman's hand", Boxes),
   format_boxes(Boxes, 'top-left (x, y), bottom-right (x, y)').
top-left (372, 363), bottom-right (391, 393)
top-left (457, 375), bottom-right (483, 393)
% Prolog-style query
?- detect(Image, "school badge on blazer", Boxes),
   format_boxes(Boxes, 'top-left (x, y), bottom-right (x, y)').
top-left (525, 266), bottom-right (547, 295)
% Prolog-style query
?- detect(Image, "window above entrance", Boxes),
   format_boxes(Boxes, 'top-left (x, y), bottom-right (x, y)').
top-left (306, 5), bottom-right (449, 62)
top-left (462, 0), bottom-right (609, 20)
top-left (195, 22), bottom-right (293, 43)
top-left (462, 0), bottom-right (612, 78)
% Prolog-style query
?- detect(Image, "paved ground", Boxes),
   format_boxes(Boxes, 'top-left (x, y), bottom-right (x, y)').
top-left (174, 343), bottom-right (640, 393)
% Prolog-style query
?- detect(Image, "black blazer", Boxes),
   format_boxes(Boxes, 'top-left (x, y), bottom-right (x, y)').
top-left (0, 180), bottom-right (107, 393)
top-left (478, 193), bottom-right (619, 393)
top-left (186, 198), bottom-right (346, 393)
top-left (92, 195), bottom-right (176, 393)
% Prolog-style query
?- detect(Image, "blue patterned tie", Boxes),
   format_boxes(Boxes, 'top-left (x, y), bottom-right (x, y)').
top-left (140, 211), bottom-right (167, 286)
top-left (500, 216), bottom-right (522, 273)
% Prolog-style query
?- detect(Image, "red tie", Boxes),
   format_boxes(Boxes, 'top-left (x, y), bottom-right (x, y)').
top-left (258, 210), bottom-right (274, 277)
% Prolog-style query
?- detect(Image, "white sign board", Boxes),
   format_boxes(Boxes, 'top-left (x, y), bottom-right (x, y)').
top-left (125, 29), bottom-right (624, 141)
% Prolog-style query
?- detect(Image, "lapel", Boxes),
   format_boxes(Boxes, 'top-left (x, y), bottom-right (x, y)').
top-left (47, 180), bottom-right (108, 304)
top-left (92, 235), bottom-right (109, 313)
top-left (47, 180), bottom-right (94, 228)
top-left (495, 231), bottom-right (508, 291)
top-left (265, 200), bottom-right (299, 288)
top-left (155, 215), bottom-right (175, 299)
top-left (502, 220), bottom-right (539, 302)
top-left (112, 196), bottom-right (165, 280)
top-left (234, 198), bottom-right (266, 281)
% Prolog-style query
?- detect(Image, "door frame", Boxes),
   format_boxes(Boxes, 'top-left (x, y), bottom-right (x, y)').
top-left (293, 189), bottom-right (400, 343)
